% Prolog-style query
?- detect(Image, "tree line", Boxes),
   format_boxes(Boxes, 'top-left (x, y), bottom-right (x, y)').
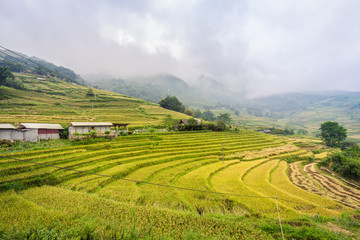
top-left (159, 95), bottom-right (232, 124)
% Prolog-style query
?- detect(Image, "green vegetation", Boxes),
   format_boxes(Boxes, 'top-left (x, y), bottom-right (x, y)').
top-left (0, 131), bottom-right (359, 239)
top-left (0, 73), bottom-right (189, 126)
top-left (321, 145), bottom-right (360, 181)
top-left (0, 66), bottom-right (23, 89)
top-left (320, 121), bottom-right (347, 147)
top-left (159, 95), bottom-right (185, 113)
top-left (0, 51), bottom-right (86, 85)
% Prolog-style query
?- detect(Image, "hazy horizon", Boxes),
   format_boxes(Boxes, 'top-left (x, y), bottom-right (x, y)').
top-left (1, 0), bottom-right (360, 98)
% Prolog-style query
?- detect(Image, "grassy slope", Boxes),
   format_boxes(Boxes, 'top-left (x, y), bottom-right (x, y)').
top-left (0, 73), bottom-right (189, 126)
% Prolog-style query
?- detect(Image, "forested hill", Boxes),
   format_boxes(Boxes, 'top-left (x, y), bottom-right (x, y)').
top-left (0, 48), bottom-right (86, 85)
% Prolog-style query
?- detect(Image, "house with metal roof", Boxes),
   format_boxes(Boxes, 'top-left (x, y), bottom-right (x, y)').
top-left (0, 124), bottom-right (16, 140)
top-left (17, 123), bottom-right (64, 141)
top-left (68, 122), bottom-right (113, 139)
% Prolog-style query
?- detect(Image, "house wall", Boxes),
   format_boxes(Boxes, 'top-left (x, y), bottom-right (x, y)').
top-left (11, 130), bottom-right (24, 141)
top-left (23, 130), bottom-right (38, 142)
top-left (68, 126), bottom-right (111, 139)
top-left (38, 129), bottom-right (60, 140)
top-left (0, 130), bottom-right (11, 140)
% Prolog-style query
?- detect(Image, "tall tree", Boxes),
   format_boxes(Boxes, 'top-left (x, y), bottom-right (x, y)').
top-left (202, 110), bottom-right (215, 121)
top-left (217, 113), bottom-right (232, 124)
top-left (0, 66), bottom-right (14, 85)
top-left (158, 95), bottom-right (185, 113)
top-left (319, 121), bottom-right (347, 147)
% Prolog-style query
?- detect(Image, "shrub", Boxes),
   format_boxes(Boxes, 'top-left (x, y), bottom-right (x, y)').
top-left (215, 121), bottom-right (226, 131)
top-left (324, 145), bottom-right (360, 180)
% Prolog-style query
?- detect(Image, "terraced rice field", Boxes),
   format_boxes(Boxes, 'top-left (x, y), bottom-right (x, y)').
top-left (0, 73), bottom-right (189, 126)
top-left (1, 130), bottom-right (353, 220)
top-left (289, 162), bottom-right (360, 209)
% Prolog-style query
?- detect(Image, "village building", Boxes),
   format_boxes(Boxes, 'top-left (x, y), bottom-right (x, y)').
top-left (68, 122), bottom-right (113, 139)
top-left (179, 118), bottom-right (201, 125)
top-left (259, 129), bottom-right (272, 134)
top-left (0, 124), bottom-right (16, 140)
top-left (16, 123), bottom-right (64, 141)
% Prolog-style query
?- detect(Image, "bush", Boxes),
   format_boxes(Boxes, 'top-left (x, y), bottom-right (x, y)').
top-left (59, 128), bottom-right (68, 139)
top-left (324, 145), bottom-right (360, 181)
top-left (205, 123), bottom-right (216, 131)
top-left (215, 121), bottom-right (227, 131)
top-left (158, 95), bottom-right (185, 113)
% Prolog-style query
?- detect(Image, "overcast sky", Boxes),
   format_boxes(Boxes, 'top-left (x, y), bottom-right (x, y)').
top-left (1, 0), bottom-right (360, 97)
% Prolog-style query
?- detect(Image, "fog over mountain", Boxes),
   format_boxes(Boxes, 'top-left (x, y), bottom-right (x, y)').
top-left (1, 0), bottom-right (360, 98)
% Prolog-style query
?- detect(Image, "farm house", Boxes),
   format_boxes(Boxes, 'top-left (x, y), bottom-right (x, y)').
top-left (16, 123), bottom-right (64, 141)
top-left (68, 122), bottom-right (113, 139)
top-left (0, 124), bottom-right (16, 140)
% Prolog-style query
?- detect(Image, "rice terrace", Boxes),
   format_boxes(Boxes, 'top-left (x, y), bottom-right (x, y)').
top-left (1, 127), bottom-right (360, 239)
top-left (0, 72), bottom-right (360, 239)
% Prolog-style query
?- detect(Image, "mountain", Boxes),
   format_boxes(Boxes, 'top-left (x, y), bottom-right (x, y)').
top-left (0, 49), bottom-right (86, 85)
top-left (88, 73), bottom-right (244, 108)
top-left (246, 91), bottom-right (360, 140)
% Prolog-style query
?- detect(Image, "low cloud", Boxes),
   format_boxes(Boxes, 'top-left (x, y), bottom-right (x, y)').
top-left (1, 0), bottom-right (360, 97)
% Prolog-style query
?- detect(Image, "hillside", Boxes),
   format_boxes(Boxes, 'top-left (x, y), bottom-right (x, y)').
top-left (248, 92), bottom-right (360, 140)
top-left (0, 48), bottom-right (86, 85)
top-left (0, 73), bottom-right (189, 126)
top-left (88, 73), bottom-right (244, 108)
top-left (89, 73), bottom-right (360, 140)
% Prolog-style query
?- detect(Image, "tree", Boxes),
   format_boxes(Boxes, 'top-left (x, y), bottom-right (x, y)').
top-left (297, 129), bottom-right (308, 135)
top-left (234, 110), bottom-right (240, 116)
top-left (202, 110), bottom-right (215, 121)
top-left (194, 109), bottom-right (202, 118)
top-left (0, 66), bottom-right (23, 89)
top-left (215, 120), bottom-right (227, 131)
top-left (184, 109), bottom-right (194, 117)
top-left (0, 66), bottom-right (14, 85)
top-left (159, 95), bottom-right (185, 113)
top-left (217, 113), bottom-right (232, 124)
top-left (319, 121), bottom-right (347, 147)
top-left (86, 88), bottom-right (95, 97)
top-left (162, 114), bottom-right (178, 131)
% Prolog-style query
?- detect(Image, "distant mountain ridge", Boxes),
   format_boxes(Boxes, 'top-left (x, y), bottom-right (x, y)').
top-left (89, 73), bottom-right (244, 108)
top-left (0, 49), bottom-right (86, 85)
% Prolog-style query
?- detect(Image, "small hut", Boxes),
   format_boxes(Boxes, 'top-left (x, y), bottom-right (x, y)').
top-left (17, 123), bottom-right (64, 141)
top-left (259, 129), bottom-right (272, 134)
top-left (179, 118), bottom-right (201, 125)
top-left (0, 124), bottom-right (16, 140)
top-left (68, 122), bottom-right (113, 139)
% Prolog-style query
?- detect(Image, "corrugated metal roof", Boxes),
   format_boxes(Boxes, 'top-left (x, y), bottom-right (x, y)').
top-left (0, 124), bottom-right (16, 129)
top-left (70, 122), bottom-right (113, 127)
top-left (18, 123), bottom-right (64, 130)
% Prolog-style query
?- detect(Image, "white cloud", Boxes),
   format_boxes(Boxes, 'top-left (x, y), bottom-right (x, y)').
top-left (1, 0), bottom-right (360, 97)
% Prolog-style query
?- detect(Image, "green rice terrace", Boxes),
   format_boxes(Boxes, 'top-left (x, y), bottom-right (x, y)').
top-left (0, 73), bottom-right (188, 126)
top-left (1, 131), bottom-right (359, 239)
